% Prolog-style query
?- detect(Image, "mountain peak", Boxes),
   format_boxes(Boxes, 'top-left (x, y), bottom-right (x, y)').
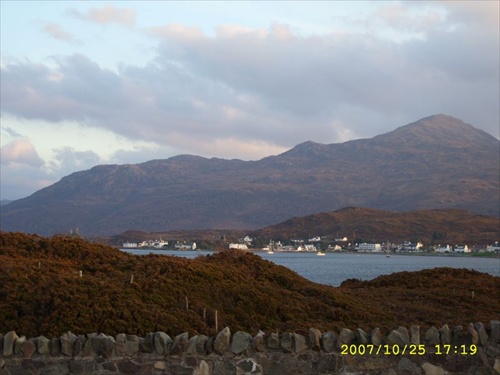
top-left (282, 141), bottom-right (328, 157)
top-left (372, 114), bottom-right (498, 148)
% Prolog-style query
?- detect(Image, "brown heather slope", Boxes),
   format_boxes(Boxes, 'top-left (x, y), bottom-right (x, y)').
top-left (1, 232), bottom-right (499, 338)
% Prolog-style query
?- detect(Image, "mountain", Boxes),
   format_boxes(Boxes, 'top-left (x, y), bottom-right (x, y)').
top-left (1, 114), bottom-right (499, 236)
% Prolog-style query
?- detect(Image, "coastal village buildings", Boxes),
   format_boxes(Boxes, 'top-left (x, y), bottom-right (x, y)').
top-left (356, 243), bottom-right (382, 252)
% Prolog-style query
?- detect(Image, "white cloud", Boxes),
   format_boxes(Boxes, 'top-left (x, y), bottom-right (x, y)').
top-left (1, 139), bottom-right (44, 168)
top-left (42, 22), bottom-right (81, 44)
top-left (68, 5), bottom-right (136, 27)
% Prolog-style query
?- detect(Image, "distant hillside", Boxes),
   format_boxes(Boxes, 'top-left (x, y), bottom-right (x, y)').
top-left (1, 114), bottom-right (499, 236)
top-left (251, 208), bottom-right (500, 244)
top-left (1, 232), bottom-right (499, 337)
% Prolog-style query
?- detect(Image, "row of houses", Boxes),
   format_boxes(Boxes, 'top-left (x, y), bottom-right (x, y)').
top-left (233, 235), bottom-right (500, 254)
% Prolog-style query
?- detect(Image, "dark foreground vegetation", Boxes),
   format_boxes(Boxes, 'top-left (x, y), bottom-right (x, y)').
top-left (1, 232), bottom-right (499, 338)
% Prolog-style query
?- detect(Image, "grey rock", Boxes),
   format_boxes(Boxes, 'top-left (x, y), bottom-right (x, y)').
top-left (187, 335), bottom-right (199, 355)
top-left (68, 359), bottom-right (96, 374)
top-left (154, 331), bottom-right (172, 355)
top-left (115, 333), bottom-right (126, 356)
top-left (387, 326), bottom-right (410, 346)
top-left (280, 332), bottom-right (293, 353)
top-left (213, 327), bottom-right (231, 355)
top-left (73, 335), bottom-right (86, 356)
top-left (60, 332), bottom-right (77, 357)
top-left (410, 325), bottom-right (420, 345)
top-left (421, 362), bottom-right (447, 375)
top-left (187, 335), bottom-right (208, 355)
top-left (294, 333), bottom-right (307, 354)
top-left (467, 322), bottom-right (479, 345)
top-left (38, 335), bottom-right (50, 355)
top-left (317, 354), bottom-right (341, 374)
top-left (308, 328), bottom-right (322, 350)
top-left (474, 322), bottom-right (488, 346)
top-left (92, 333), bottom-right (115, 358)
top-left (117, 359), bottom-right (141, 374)
top-left (213, 361), bottom-right (237, 375)
top-left (22, 339), bottom-right (37, 358)
top-left (171, 332), bottom-right (189, 354)
top-left (139, 332), bottom-right (154, 353)
top-left (321, 331), bottom-right (338, 353)
top-left (371, 327), bottom-right (384, 346)
top-left (39, 363), bottom-right (70, 375)
top-left (253, 332), bottom-right (266, 352)
top-left (490, 320), bottom-right (500, 343)
top-left (424, 326), bottom-right (440, 345)
top-left (0, 334), bottom-right (3, 354)
top-left (3, 331), bottom-right (18, 357)
top-left (356, 328), bottom-right (370, 344)
top-left (83, 333), bottom-right (97, 356)
top-left (230, 331), bottom-right (252, 355)
top-left (193, 360), bottom-right (210, 375)
top-left (453, 325), bottom-right (466, 345)
top-left (49, 337), bottom-right (61, 356)
top-left (494, 358), bottom-right (500, 373)
top-left (102, 361), bottom-right (118, 372)
top-left (398, 356), bottom-right (422, 374)
top-left (196, 334), bottom-right (209, 355)
top-left (267, 332), bottom-right (280, 349)
top-left (14, 335), bottom-right (26, 355)
top-left (439, 324), bottom-right (451, 344)
top-left (125, 335), bottom-right (139, 356)
top-left (237, 358), bottom-right (261, 374)
top-left (337, 328), bottom-right (355, 349)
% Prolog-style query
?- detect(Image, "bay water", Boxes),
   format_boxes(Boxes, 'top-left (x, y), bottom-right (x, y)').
top-left (121, 249), bottom-right (500, 287)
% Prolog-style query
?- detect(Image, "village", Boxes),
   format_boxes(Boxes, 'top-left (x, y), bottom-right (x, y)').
top-left (123, 235), bottom-right (500, 255)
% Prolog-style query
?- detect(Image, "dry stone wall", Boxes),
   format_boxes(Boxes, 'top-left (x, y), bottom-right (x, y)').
top-left (1, 321), bottom-right (499, 375)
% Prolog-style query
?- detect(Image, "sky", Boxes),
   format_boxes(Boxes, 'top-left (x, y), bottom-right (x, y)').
top-left (1, 1), bottom-right (499, 200)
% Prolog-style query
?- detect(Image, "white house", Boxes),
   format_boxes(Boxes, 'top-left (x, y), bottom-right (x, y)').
top-left (308, 236), bottom-right (321, 242)
top-left (356, 243), bottom-right (382, 252)
top-left (435, 245), bottom-right (451, 253)
top-left (328, 244), bottom-right (343, 251)
top-left (229, 243), bottom-right (248, 250)
top-left (454, 245), bottom-right (470, 253)
top-left (304, 244), bottom-right (317, 252)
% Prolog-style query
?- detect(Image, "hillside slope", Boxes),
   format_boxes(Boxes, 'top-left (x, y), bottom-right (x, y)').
top-left (1, 233), bottom-right (499, 338)
top-left (251, 207), bottom-right (500, 244)
top-left (1, 114), bottom-right (498, 236)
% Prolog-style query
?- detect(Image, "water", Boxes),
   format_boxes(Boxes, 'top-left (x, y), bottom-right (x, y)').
top-left (121, 249), bottom-right (500, 287)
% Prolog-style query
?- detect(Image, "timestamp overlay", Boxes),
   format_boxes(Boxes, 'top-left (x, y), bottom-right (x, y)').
top-left (340, 344), bottom-right (478, 356)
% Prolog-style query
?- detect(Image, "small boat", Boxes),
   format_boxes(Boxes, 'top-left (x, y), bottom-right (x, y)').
top-left (316, 251), bottom-right (326, 256)
top-left (267, 240), bottom-right (276, 254)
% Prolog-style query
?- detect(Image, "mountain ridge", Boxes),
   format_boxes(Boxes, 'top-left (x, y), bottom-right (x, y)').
top-left (1, 114), bottom-right (499, 236)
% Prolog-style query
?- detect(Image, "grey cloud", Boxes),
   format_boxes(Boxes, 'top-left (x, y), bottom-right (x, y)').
top-left (1, 6), bottom-right (498, 164)
top-left (48, 147), bottom-right (102, 177)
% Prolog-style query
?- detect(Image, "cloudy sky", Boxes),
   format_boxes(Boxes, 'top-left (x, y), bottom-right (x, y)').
top-left (1, 1), bottom-right (499, 200)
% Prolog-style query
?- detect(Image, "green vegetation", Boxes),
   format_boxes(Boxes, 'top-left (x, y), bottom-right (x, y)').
top-left (1, 232), bottom-right (499, 338)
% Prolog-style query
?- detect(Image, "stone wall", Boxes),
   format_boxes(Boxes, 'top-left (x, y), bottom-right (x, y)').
top-left (1, 321), bottom-right (499, 375)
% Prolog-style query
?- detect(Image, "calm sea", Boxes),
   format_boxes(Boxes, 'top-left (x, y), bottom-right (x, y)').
top-left (121, 249), bottom-right (500, 287)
